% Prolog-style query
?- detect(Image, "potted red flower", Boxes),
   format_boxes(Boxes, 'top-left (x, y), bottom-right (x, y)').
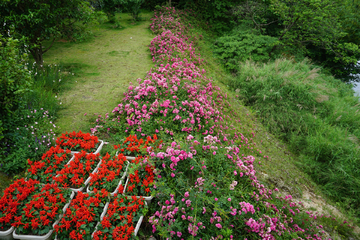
top-left (53, 151), bottom-right (101, 192)
top-left (54, 189), bottom-right (108, 240)
top-left (92, 195), bottom-right (147, 240)
top-left (87, 153), bottom-right (129, 196)
top-left (123, 156), bottom-right (154, 204)
top-left (12, 183), bottom-right (73, 240)
top-left (56, 131), bottom-right (104, 154)
top-left (114, 134), bottom-right (161, 159)
top-left (26, 145), bottom-right (73, 184)
top-left (0, 178), bottom-right (40, 238)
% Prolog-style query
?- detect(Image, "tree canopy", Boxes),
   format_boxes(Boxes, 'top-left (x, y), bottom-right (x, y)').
top-left (0, 0), bottom-right (94, 65)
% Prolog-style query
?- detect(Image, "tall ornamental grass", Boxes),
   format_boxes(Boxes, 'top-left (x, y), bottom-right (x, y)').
top-left (229, 58), bottom-right (360, 216)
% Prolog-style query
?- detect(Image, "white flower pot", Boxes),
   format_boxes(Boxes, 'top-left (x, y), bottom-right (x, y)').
top-left (0, 226), bottom-right (14, 240)
top-left (13, 191), bottom-right (75, 240)
top-left (115, 151), bottom-right (136, 161)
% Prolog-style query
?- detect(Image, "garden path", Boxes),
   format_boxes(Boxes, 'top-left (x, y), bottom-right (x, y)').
top-left (44, 13), bottom-right (155, 133)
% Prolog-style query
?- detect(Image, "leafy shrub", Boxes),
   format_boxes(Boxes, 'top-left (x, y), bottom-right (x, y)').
top-left (213, 28), bottom-right (277, 72)
top-left (0, 35), bottom-right (32, 129)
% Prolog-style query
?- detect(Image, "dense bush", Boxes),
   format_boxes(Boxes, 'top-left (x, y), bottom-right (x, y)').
top-left (213, 28), bottom-right (277, 72)
top-left (0, 35), bottom-right (32, 133)
top-left (228, 58), bottom-right (360, 214)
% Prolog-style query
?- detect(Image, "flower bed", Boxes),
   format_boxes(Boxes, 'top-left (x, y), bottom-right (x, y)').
top-left (0, 179), bottom-right (40, 234)
top-left (87, 153), bottom-right (129, 196)
top-left (54, 190), bottom-right (108, 240)
top-left (92, 195), bottom-right (147, 239)
top-left (12, 183), bottom-right (73, 238)
top-left (53, 151), bottom-right (101, 191)
top-left (56, 131), bottom-right (103, 154)
top-left (26, 145), bottom-right (73, 184)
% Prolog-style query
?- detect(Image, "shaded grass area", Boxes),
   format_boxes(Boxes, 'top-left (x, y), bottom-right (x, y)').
top-left (43, 12), bottom-right (155, 133)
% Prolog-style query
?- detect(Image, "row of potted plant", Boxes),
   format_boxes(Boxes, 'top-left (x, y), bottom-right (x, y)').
top-left (92, 195), bottom-right (147, 240)
top-left (56, 131), bottom-right (104, 154)
top-left (27, 132), bottom-right (105, 185)
top-left (54, 190), bottom-right (109, 240)
top-left (0, 181), bottom-right (148, 240)
top-left (0, 181), bottom-right (73, 240)
top-left (0, 133), bottom-right (157, 239)
top-left (53, 151), bottom-right (102, 192)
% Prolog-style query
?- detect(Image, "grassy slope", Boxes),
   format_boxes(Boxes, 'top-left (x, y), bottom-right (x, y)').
top-left (43, 12), bottom-right (155, 133)
top-left (196, 32), bottom-right (359, 236)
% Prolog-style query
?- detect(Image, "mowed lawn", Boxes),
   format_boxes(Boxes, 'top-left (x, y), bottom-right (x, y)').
top-left (44, 12), bottom-right (155, 133)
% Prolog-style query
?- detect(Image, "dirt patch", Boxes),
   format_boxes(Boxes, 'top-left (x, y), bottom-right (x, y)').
top-left (57, 39), bottom-right (70, 43)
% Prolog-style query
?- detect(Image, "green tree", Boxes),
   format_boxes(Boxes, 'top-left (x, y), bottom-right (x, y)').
top-left (175, 0), bottom-right (242, 34)
top-left (100, 0), bottom-right (124, 23)
top-left (232, 0), bottom-right (360, 79)
top-left (125, 0), bottom-right (145, 22)
top-left (268, 0), bottom-right (359, 63)
top-left (0, 0), bottom-right (94, 65)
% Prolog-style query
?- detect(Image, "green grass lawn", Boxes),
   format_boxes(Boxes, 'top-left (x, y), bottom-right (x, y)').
top-left (43, 12), bottom-right (155, 133)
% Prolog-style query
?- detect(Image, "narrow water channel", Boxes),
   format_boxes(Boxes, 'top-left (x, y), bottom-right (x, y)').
top-left (352, 81), bottom-right (360, 96)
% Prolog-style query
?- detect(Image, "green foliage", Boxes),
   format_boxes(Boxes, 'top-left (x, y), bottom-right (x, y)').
top-left (232, 0), bottom-right (360, 80)
top-left (125, 0), bottom-right (145, 22)
top-left (0, 0), bottom-right (95, 65)
top-left (173, 0), bottom-right (241, 34)
top-left (99, 0), bottom-right (125, 24)
top-left (213, 28), bottom-right (277, 72)
top-left (228, 58), bottom-right (360, 215)
top-left (0, 35), bottom-right (32, 117)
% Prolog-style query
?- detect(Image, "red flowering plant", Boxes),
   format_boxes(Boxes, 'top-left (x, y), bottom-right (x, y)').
top-left (88, 153), bottom-right (128, 194)
top-left (0, 178), bottom-right (40, 231)
top-left (124, 156), bottom-right (155, 197)
top-left (53, 151), bottom-right (101, 190)
top-left (13, 183), bottom-right (72, 236)
top-left (93, 195), bottom-right (147, 240)
top-left (26, 145), bottom-right (73, 184)
top-left (114, 134), bottom-right (161, 157)
top-left (56, 131), bottom-right (100, 153)
top-left (54, 189), bottom-right (109, 240)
